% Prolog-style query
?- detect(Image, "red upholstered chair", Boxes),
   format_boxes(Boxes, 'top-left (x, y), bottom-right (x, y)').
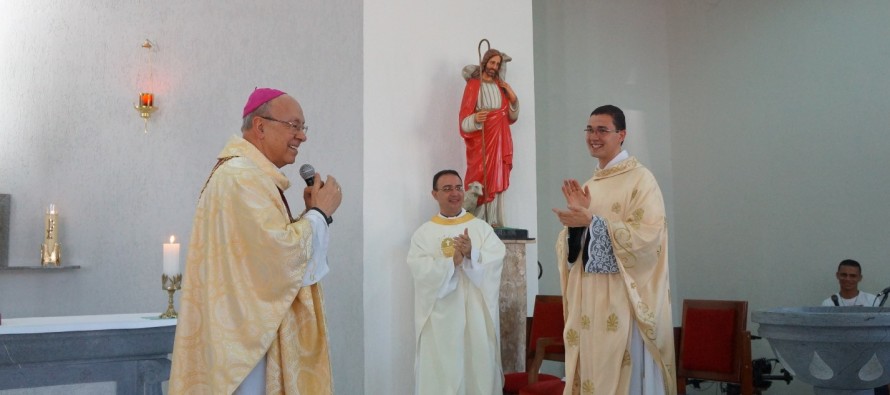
top-left (676, 299), bottom-right (753, 395)
top-left (503, 295), bottom-right (565, 395)
top-left (518, 379), bottom-right (565, 395)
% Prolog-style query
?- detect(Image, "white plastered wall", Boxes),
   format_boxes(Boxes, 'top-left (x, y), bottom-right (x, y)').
top-left (363, 1), bottom-right (536, 393)
top-left (533, 0), bottom-right (676, 314)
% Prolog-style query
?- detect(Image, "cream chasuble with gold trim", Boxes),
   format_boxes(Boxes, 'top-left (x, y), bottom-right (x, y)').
top-left (408, 213), bottom-right (506, 395)
top-left (170, 136), bottom-right (332, 395)
top-left (556, 157), bottom-right (675, 395)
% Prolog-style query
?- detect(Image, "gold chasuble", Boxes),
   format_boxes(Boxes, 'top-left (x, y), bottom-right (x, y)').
top-left (408, 213), bottom-right (506, 395)
top-left (170, 136), bottom-right (332, 395)
top-left (556, 157), bottom-right (675, 395)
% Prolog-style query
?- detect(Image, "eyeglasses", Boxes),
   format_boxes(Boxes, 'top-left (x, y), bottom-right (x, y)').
top-left (436, 185), bottom-right (464, 192)
top-left (260, 116), bottom-right (309, 134)
top-left (584, 127), bottom-right (619, 136)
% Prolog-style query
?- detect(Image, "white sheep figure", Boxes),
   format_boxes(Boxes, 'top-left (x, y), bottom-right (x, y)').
top-left (462, 181), bottom-right (484, 214)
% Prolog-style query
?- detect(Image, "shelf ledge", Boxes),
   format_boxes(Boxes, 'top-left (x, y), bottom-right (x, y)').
top-left (0, 265), bottom-right (81, 272)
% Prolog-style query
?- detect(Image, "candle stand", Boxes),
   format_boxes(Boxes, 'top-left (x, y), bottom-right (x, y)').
top-left (159, 274), bottom-right (181, 319)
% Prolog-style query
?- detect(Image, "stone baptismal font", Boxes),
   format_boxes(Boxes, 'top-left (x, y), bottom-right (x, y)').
top-left (753, 306), bottom-right (890, 395)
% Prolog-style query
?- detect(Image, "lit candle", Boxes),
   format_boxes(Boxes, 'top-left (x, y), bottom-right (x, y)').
top-left (163, 235), bottom-right (180, 276)
top-left (140, 93), bottom-right (154, 107)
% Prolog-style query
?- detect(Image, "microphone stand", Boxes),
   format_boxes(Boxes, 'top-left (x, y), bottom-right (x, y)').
top-left (875, 286), bottom-right (890, 307)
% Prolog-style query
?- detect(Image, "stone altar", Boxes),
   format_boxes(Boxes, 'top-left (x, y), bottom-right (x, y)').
top-left (0, 313), bottom-right (176, 394)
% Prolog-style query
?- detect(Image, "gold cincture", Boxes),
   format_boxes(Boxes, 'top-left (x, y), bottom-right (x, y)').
top-left (159, 273), bottom-right (182, 319)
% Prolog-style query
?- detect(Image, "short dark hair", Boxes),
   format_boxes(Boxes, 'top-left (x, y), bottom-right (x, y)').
top-left (837, 259), bottom-right (862, 274)
top-left (591, 104), bottom-right (626, 131)
top-left (433, 170), bottom-right (462, 190)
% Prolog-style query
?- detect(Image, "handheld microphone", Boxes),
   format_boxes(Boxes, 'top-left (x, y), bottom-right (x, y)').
top-left (299, 164), bottom-right (316, 186)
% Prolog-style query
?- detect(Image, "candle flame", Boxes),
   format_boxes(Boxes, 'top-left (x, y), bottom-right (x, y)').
top-left (169, 235), bottom-right (175, 243)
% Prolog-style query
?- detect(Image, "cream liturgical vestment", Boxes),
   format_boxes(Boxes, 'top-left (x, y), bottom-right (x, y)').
top-left (169, 136), bottom-right (332, 395)
top-left (408, 212), bottom-right (506, 395)
top-left (556, 156), bottom-right (675, 395)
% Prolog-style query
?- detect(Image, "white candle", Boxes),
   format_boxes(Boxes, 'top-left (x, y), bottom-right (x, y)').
top-left (163, 235), bottom-right (180, 276)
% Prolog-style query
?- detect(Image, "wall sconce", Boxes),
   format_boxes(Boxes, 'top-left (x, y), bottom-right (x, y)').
top-left (134, 39), bottom-right (157, 133)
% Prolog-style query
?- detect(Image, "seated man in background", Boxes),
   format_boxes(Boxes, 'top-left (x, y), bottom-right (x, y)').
top-left (822, 259), bottom-right (877, 307)
top-left (821, 259), bottom-right (887, 395)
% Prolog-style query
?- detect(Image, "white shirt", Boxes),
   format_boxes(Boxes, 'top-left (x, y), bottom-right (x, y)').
top-left (821, 291), bottom-right (878, 307)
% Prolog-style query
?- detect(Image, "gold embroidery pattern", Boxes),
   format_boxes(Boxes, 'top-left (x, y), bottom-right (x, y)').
top-left (626, 208), bottom-right (644, 229)
top-left (613, 225), bottom-right (632, 244)
top-left (582, 380), bottom-right (595, 394)
top-left (613, 225), bottom-right (637, 267)
top-left (440, 237), bottom-right (455, 258)
top-left (636, 301), bottom-right (658, 340)
top-left (630, 282), bottom-right (637, 289)
top-left (622, 350), bottom-right (631, 367)
top-left (581, 315), bottom-right (591, 329)
top-left (566, 329), bottom-right (580, 347)
top-left (631, 188), bottom-right (639, 202)
top-left (606, 313), bottom-right (619, 332)
top-left (594, 157), bottom-right (639, 179)
top-left (644, 327), bottom-right (657, 340)
top-left (636, 302), bottom-right (656, 326)
top-left (617, 251), bottom-right (635, 267)
top-left (611, 202), bottom-right (621, 214)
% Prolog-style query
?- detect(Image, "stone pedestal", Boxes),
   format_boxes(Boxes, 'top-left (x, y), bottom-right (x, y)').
top-left (499, 238), bottom-right (534, 373)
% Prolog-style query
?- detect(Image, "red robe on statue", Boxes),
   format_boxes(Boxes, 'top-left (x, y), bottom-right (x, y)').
top-left (459, 78), bottom-right (514, 206)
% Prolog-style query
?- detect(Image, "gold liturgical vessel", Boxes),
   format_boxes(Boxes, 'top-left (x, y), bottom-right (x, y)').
top-left (159, 273), bottom-right (182, 319)
top-left (40, 204), bottom-right (61, 266)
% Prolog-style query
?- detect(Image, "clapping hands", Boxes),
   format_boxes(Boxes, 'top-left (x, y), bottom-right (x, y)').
top-left (452, 228), bottom-right (472, 266)
top-left (552, 179), bottom-right (593, 227)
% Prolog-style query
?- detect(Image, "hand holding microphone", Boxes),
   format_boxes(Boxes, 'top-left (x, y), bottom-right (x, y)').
top-left (300, 164), bottom-right (342, 223)
top-left (300, 164), bottom-right (320, 187)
